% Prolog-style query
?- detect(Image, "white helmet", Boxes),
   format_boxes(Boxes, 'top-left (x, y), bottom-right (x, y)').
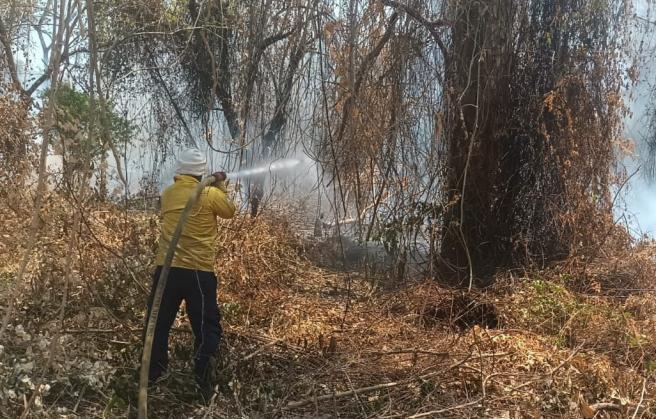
top-left (175, 148), bottom-right (207, 176)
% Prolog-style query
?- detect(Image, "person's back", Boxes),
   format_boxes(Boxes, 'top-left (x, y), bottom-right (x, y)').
top-left (156, 174), bottom-right (235, 271)
top-left (145, 148), bottom-right (235, 400)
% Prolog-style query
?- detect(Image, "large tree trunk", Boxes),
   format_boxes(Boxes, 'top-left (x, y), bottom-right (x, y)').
top-left (438, 1), bottom-right (579, 287)
top-left (439, 1), bottom-right (512, 286)
top-left (438, 0), bottom-right (621, 286)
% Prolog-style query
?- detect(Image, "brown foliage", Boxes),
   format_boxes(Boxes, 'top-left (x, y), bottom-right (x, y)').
top-left (1, 200), bottom-right (655, 417)
top-left (0, 94), bottom-right (32, 172)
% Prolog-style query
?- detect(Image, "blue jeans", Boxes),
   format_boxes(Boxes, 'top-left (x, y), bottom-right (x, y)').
top-left (145, 266), bottom-right (222, 382)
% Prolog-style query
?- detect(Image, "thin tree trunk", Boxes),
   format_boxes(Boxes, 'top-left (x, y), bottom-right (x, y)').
top-left (0, 0), bottom-right (69, 340)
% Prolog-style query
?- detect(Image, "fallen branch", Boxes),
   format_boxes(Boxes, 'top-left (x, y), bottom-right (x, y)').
top-left (285, 355), bottom-right (473, 409)
top-left (366, 349), bottom-right (449, 357)
top-left (285, 380), bottom-right (403, 409)
top-left (65, 328), bottom-right (136, 334)
top-left (632, 378), bottom-right (647, 419)
top-left (551, 345), bottom-right (582, 375)
top-left (366, 350), bottom-right (510, 359)
top-left (242, 338), bottom-right (284, 361)
top-left (407, 398), bottom-right (483, 418)
top-left (590, 402), bottom-right (624, 414)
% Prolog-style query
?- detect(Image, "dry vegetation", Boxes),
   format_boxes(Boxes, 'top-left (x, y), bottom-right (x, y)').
top-left (3, 0), bottom-right (656, 418)
top-left (2, 178), bottom-right (656, 417)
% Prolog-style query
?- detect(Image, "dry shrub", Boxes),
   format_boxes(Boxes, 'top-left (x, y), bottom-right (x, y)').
top-left (2, 198), bottom-right (655, 417)
top-left (581, 238), bottom-right (656, 295)
top-left (500, 274), bottom-right (656, 376)
top-left (216, 213), bottom-right (315, 289)
top-left (0, 94), bottom-right (35, 213)
top-left (0, 93), bottom-right (32, 166)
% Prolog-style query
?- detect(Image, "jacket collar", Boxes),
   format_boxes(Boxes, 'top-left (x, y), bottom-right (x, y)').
top-left (174, 174), bottom-right (201, 184)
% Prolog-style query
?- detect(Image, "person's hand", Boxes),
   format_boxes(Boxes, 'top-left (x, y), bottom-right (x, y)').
top-left (211, 171), bottom-right (228, 192)
top-left (212, 171), bottom-right (227, 182)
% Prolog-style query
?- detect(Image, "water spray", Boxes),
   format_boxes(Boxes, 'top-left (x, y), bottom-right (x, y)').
top-left (225, 158), bottom-right (302, 179)
top-left (159, 158), bottom-right (305, 192)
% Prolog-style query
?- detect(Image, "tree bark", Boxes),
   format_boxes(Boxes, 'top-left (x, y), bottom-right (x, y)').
top-left (438, 1), bottom-right (522, 286)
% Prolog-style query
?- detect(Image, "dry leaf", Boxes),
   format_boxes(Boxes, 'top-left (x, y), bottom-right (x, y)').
top-left (578, 394), bottom-right (595, 419)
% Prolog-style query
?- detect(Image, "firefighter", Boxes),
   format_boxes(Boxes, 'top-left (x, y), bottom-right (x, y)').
top-left (145, 147), bottom-right (235, 399)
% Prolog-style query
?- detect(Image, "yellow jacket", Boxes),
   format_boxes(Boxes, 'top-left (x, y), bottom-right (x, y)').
top-left (155, 175), bottom-right (236, 272)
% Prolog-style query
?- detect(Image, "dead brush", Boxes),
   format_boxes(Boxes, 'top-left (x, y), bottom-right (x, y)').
top-left (216, 213), bottom-right (313, 289)
top-left (1, 198), bottom-right (655, 417)
top-left (499, 273), bottom-right (656, 377)
top-left (580, 241), bottom-right (656, 296)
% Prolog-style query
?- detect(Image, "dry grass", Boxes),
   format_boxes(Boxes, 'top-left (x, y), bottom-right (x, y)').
top-left (0, 198), bottom-right (655, 418)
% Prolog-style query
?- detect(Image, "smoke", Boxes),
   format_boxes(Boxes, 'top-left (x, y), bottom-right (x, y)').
top-left (619, 2), bottom-right (656, 236)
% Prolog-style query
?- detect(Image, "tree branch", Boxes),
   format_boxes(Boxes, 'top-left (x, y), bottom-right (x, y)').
top-left (333, 12), bottom-right (399, 148)
top-left (380, 0), bottom-right (449, 59)
top-left (26, 72), bottom-right (50, 95)
top-left (149, 54), bottom-right (197, 147)
top-left (23, 47), bottom-right (88, 96)
top-left (241, 25), bottom-right (303, 122)
top-left (262, 33), bottom-right (309, 151)
top-left (0, 16), bottom-right (24, 92)
top-left (354, 12), bottom-right (398, 94)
